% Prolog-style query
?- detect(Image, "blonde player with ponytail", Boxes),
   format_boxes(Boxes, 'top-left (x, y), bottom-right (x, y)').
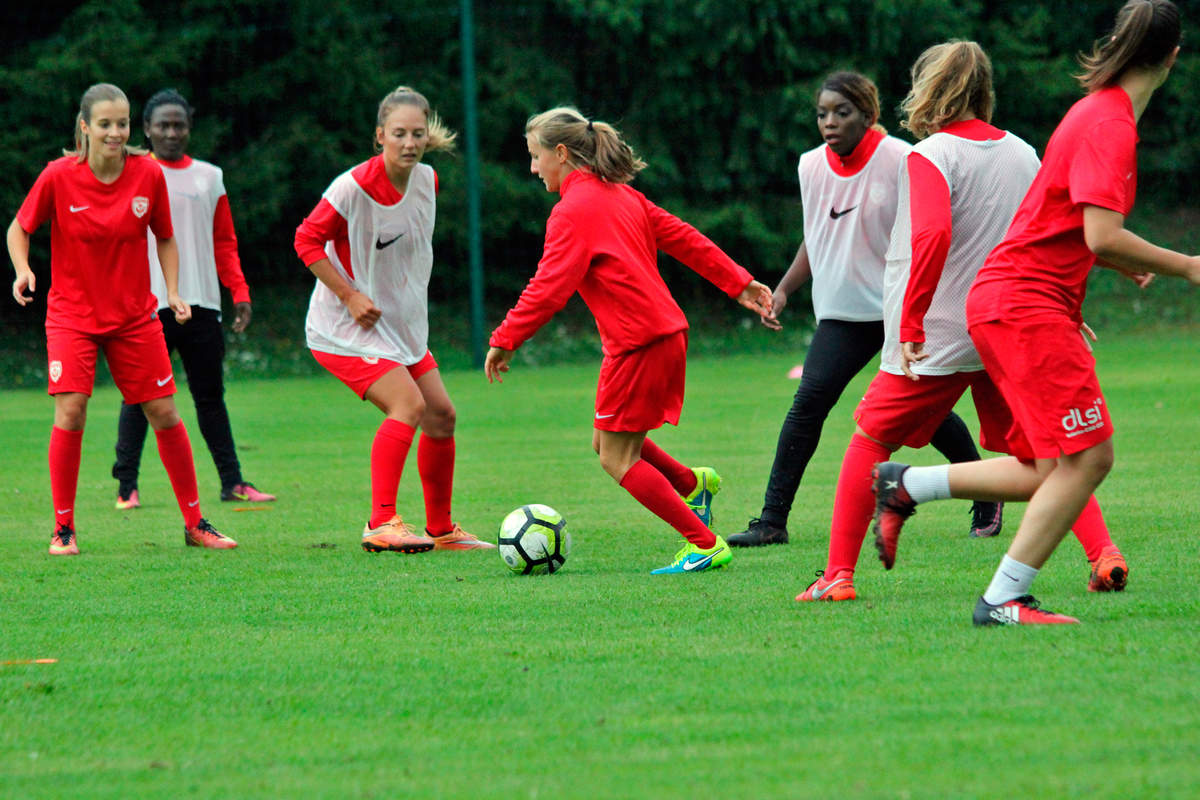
top-left (486, 107), bottom-right (773, 574)
top-left (295, 85), bottom-right (493, 553)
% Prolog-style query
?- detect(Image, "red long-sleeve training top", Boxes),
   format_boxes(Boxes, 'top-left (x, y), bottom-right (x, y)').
top-left (490, 169), bottom-right (753, 357)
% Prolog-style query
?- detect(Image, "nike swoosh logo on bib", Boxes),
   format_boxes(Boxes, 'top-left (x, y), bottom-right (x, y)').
top-left (375, 233), bottom-right (406, 250)
top-left (829, 205), bottom-right (858, 219)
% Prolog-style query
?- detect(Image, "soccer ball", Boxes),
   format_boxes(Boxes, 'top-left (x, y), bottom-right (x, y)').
top-left (498, 504), bottom-right (570, 575)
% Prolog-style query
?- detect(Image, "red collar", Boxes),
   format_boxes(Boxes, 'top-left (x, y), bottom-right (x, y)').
top-left (823, 128), bottom-right (884, 177)
top-left (153, 154), bottom-right (193, 169)
top-left (934, 119), bottom-right (1005, 141)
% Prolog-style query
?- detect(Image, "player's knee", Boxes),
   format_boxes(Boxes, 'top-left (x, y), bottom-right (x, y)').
top-left (427, 402), bottom-right (456, 435)
top-left (142, 398), bottom-right (182, 430)
top-left (53, 400), bottom-right (87, 430)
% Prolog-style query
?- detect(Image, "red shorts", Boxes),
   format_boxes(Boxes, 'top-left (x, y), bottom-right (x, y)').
top-left (969, 317), bottom-right (1112, 458)
top-left (594, 331), bottom-right (687, 432)
top-left (46, 314), bottom-right (176, 403)
top-left (855, 369), bottom-right (1034, 461)
top-left (312, 349), bottom-right (438, 399)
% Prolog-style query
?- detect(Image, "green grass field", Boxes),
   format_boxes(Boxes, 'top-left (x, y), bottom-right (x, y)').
top-left (2, 329), bottom-right (1198, 799)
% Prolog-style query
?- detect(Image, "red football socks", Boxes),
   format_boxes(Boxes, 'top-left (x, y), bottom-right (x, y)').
top-left (370, 418), bottom-right (415, 529)
top-left (154, 421), bottom-right (203, 528)
top-left (826, 433), bottom-right (893, 575)
top-left (639, 438), bottom-right (697, 497)
top-left (1071, 494), bottom-right (1114, 562)
top-left (619, 459), bottom-right (715, 549)
top-left (49, 426), bottom-right (83, 529)
top-left (417, 434), bottom-right (455, 535)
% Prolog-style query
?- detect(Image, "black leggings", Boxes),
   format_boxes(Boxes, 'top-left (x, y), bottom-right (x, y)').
top-left (759, 318), bottom-right (980, 527)
top-left (112, 307), bottom-right (243, 493)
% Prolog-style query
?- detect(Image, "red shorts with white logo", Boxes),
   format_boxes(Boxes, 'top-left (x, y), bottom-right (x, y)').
top-left (855, 369), bottom-right (1033, 460)
top-left (969, 317), bottom-right (1112, 458)
top-left (45, 314), bottom-right (176, 403)
top-left (594, 330), bottom-right (687, 432)
top-left (311, 349), bottom-right (438, 399)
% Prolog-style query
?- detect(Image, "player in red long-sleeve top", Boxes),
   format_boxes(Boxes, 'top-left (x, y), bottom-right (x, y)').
top-left (6, 83), bottom-right (235, 555)
top-left (485, 107), bottom-right (773, 574)
top-left (874, 0), bottom-right (1200, 626)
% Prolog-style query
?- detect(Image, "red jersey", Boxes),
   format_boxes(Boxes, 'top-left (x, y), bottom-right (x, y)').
top-left (971, 87), bottom-right (1138, 324)
top-left (490, 170), bottom-right (753, 356)
top-left (17, 154), bottom-right (173, 334)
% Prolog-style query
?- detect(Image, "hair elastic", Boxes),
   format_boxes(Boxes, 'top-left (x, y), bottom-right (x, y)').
top-left (587, 120), bottom-right (595, 132)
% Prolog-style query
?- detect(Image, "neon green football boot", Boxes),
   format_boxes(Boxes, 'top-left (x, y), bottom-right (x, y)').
top-left (682, 467), bottom-right (721, 526)
top-left (650, 535), bottom-right (732, 574)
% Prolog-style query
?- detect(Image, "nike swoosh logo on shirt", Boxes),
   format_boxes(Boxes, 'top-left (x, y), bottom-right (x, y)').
top-left (156, 376), bottom-right (172, 387)
top-left (375, 233), bottom-right (406, 250)
top-left (69, 205), bottom-right (89, 213)
top-left (595, 412), bottom-right (617, 419)
top-left (829, 205), bottom-right (858, 219)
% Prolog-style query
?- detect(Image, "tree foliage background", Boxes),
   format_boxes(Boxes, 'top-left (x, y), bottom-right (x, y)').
top-left (1, 0), bottom-right (1196, 328)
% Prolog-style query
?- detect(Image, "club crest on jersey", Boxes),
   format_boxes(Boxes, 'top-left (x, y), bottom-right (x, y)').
top-left (132, 196), bottom-right (149, 218)
top-left (49, 360), bottom-right (62, 383)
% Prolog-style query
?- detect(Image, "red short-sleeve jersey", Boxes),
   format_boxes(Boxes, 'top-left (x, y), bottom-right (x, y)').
top-left (17, 154), bottom-right (173, 333)
top-left (971, 86), bottom-right (1138, 324)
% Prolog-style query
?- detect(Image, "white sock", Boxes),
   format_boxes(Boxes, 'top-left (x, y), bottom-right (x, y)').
top-left (982, 555), bottom-right (1039, 605)
top-left (900, 465), bottom-right (951, 503)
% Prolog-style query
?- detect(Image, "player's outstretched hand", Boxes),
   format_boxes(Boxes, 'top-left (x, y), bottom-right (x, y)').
top-left (232, 302), bottom-right (252, 333)
top-left (760, 287), bottom-right (787, 331)
top-left (900, 341), bottom-right (928, 381)
top-left (169, 293), bottom-right (192, 324)
top-left (737, 280), bottom-right (774, 321)
top-left (484, 346), bottom-right (513, 384)
top-left (12, 268), bottom-right (35, 306)
top-left (345, 291), bottom-right (382, 330)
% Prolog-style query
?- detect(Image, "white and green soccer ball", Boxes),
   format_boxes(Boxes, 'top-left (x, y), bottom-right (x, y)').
top-left (498, 504), bottom-right (570, 575)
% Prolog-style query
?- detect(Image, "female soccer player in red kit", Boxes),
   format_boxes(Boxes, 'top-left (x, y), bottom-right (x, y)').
top-left (485, 107), bottom-right (774, 574)
top-left (6, 83), bottom-right (235, 554)
top-left (873, 0), bottom-right (1200, 625)
top-left (295, 86), bottom-right (492, 553)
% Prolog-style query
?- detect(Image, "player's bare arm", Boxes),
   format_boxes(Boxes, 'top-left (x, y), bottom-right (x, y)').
top-left (764, 242), bottom-right (812, 329)
top-left (7, 218), bottom-right (35, 305)
top-left (1084, 205), bottom-right (1199, 284)
top-left (158, 236), bottom-right (192, 323)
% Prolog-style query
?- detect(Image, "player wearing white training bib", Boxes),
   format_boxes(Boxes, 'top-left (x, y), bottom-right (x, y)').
top-left (798, 132), bottom-right (908, 323)
top-left (113, 88), bottom-right (273, 511)
top-left (880, 125), bottom-right (1039, 375)
top-left (294, 85), bottom-right (491, 554)
top-left (730, 71), bottom-right (995, 551)
top-left (305, 160), bottom-right (435, 362)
